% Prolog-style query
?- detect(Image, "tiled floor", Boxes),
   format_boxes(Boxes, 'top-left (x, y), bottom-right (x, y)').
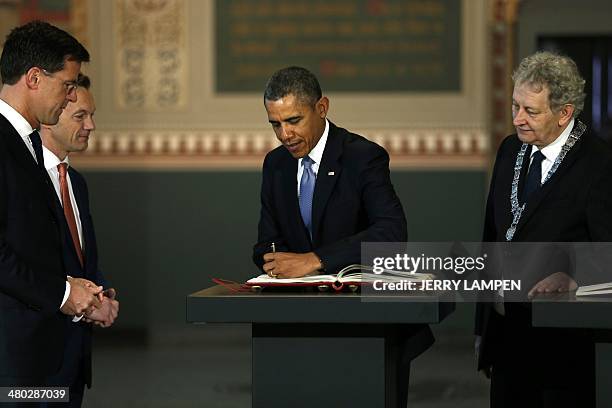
top-left (83, 326), bottom-right (489, 407)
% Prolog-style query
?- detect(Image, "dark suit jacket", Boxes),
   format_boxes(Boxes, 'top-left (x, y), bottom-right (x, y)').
top-left (253, 121), bottom-right (408, 273)
top-left (0, 113), bottom-right (67, 379)
top-left (48, 167), bottom-right (108, 389)
top-left (476, 122), bottom-right (612, 369)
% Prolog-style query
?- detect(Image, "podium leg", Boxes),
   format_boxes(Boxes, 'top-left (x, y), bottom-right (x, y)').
top-left (251, 324), bottom-right (410, 408)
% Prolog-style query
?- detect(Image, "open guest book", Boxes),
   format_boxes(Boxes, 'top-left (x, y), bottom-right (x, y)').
top-left (576, 282), bottom-right (612, 296)
top-left (245, 264), bottom-right (434, 292)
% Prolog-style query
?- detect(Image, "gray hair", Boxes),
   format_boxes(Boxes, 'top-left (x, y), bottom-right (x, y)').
top-left (512, 51), bottom-right (586, 118)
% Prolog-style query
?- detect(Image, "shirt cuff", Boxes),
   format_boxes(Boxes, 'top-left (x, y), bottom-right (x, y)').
top-left (60, 280), bottom-right (84, 322)
top-left (60, 280), bottom-right (70, 309)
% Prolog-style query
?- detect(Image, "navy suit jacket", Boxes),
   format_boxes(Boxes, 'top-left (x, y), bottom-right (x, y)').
top-left (50, 166), bottom-right (107, 389)
top-left (0, 113), bottom-right (67, 379)
top-left (253, 121), bottom-right (408, 273)
top-left (475, 123), bottom-right (612, 369)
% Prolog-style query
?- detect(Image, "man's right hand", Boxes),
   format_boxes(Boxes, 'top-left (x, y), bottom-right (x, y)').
top-left (60, 277), bottom-right (103, 316)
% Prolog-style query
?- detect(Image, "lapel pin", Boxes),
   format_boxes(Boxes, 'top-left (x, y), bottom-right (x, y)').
top-left (328, 171), bottom-right (335, 176)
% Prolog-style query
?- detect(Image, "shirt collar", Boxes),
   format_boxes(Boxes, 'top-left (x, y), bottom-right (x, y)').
top-left (0, 98), bottom-right (34, 138)
top-left (300, 119), bottom-right (329, 166)
top-left (532, 118), bottom-right (575, 162)
top-left (42, 145), bottom-right (69, 171)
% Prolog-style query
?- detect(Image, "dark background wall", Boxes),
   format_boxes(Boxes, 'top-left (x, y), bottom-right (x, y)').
top-left (83, 170), bottom-right (487, 333)
top-left (518, 0), bottom-right (612, 59)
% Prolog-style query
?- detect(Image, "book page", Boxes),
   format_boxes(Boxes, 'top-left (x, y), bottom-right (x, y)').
top-left (246, 274), bottom-right (337, 285)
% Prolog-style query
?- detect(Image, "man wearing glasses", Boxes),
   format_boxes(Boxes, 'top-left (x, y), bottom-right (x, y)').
top-left (0, 21), bottom-right (103, 390)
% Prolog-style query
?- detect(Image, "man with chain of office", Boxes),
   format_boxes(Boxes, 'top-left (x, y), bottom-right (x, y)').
top-left (475, 51), bottom-right (612, 408)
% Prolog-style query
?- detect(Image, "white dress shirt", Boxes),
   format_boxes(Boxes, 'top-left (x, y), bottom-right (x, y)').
top-left (43, 147), bottom-right (83, 248)
top-left (0, 98), bottom-right (37, 162)
top-left (297, 119), bottom-right (329, 195)
top-left (43, 148), bottom-right (85, 321)
top-left (529, 119), bottom-right (574, 183)
top-left (0, 98), bottom-right (72, 310)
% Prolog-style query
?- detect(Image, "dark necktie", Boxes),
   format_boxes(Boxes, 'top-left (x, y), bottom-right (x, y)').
top-left (522, 150), bottom-right (545, 203)
top-left (28, 130), bottom-right (44, 170)
top-left (299, 156), bottom-right (315, 238)
top-left (58, 163), bottom-right (84, 267)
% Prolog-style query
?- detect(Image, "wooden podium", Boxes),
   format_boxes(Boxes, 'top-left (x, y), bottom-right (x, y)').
top-left (532, 293), bottom-right (612, 408)
top-left (187, 285), bottom-right (454, 408)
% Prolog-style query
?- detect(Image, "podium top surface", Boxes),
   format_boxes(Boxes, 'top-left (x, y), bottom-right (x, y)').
top-left (532, 293), bottom-right (612, 329)
top-left (187, 285), bottom-right (455, 324)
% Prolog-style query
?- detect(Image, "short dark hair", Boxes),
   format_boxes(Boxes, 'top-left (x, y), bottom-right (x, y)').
top-left (0, 21), bottom-right (90, 85)
top-left (76, 73), bottom-right (90, 90)
top-left (264, 66), bottom-right (322, 106)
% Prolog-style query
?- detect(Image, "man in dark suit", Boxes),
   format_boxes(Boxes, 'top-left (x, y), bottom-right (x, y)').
top-left (0, 21), bottom-right (103, 391)
top-left (40, 74), bottom-right (119, 407)
top-left (252, 66), bottom-right (433, 407)
top-left (253, 66), bottom-right (408, 277)
top-left (475, 51), bottom-right (612, 408)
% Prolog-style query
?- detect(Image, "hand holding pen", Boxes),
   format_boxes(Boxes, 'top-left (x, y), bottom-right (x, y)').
top-left (262, 242), bottom-right (324, 279)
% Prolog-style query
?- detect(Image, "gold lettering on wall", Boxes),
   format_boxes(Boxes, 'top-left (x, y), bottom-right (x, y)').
top-left (216, 0), bottom-right (460, 92)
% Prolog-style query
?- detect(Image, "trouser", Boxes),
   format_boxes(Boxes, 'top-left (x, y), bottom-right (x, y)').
top-left (489, 307), bottom-right (595, 408)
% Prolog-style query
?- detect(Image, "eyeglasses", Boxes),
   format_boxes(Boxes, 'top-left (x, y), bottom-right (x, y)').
top-left (41, 69), bottom-right (78, 94)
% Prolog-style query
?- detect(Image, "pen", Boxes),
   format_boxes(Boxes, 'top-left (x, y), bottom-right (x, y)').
top-left (270, 242), bottom-right (277, 279)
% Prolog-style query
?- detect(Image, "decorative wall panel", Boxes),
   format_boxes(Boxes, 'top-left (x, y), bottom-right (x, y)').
top-left (114, 0), bottom-right (188, 111)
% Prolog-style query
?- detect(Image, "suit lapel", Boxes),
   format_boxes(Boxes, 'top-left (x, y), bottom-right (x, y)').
top-left (0, 115), bottom-right (60, 215)
top-left (279, 154), bottom-right (310, 242)
top-left (1, 115), bottom-right (40, 178)
top-left (515, 128), bottom-right (586, 235)
top-left (311, 123), bottom-right (342, 244)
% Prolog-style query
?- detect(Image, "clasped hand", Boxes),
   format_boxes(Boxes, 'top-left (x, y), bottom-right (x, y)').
top-left (262, 251), bottom-right (322, 279)
top-left (61, 277), bottom-right (103, 316)
top-left (60, 277), bottom-right (119, 327)
top-left (83, 288), bottom-right (119, 328)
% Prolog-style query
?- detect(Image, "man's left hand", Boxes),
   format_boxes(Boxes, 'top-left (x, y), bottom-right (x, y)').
top-left (84, 290), bottom-right (119, 327)
top-left (527, 272), bottom-right (577, 299)
top-left (262, 252), bottom-right (322, 279)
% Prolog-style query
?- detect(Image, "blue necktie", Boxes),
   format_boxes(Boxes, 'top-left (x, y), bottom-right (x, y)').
top-left (522, 150), bottom-right (545, 203)
top-left (299, 156), bottom-right (316, 237)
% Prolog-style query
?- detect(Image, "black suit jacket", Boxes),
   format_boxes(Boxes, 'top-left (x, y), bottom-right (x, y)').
top-left (476, 122), bottom-right (612, 369)
top-left (49, 167), bottom-right (107, 388)
top-left (253, 121), bottom-right (408, 273)
top-left (0, 113), bottom-right (67, 378)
